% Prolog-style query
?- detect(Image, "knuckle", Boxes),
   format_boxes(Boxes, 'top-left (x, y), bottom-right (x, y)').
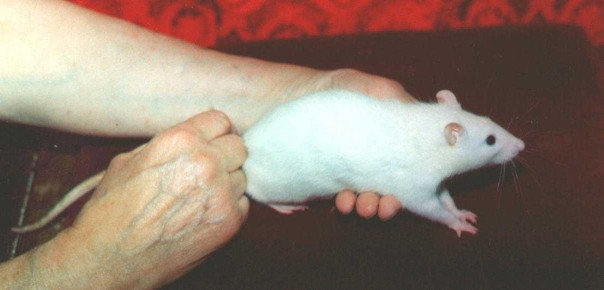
top-left (108, 152), bottom-right (130, 169)
top-left (195, 151), bottom-right (220, 180)
top-left (232, 170), bottom-right (246, 188)
top-left (365, 76), bottom-right (409, 100)
top-left (206, 110), bottom-right (232, 131)
top-left (240, 174), bottom-right (247, 188)
top-left (377, 78), bottom-right (405, 94)
top-left (225, 208), bottom-right (245, 231)
top-left (157, 128), bottom-right (198, 148)
top-left (218, 218), bottom-right (241, 241)
top-left (377, 77), bottom-right (403, 90)
top-left (326, 68), bottom-right (408, 100)
top-left (228, 134), bottom-right (248, 159)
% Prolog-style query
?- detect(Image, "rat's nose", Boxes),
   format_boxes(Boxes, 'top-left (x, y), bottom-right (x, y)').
top-left (515, 139), bottom-right (525, 152)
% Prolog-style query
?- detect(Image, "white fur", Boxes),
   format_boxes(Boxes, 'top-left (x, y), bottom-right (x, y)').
top-left (243, 89), bottom-right (524, 236)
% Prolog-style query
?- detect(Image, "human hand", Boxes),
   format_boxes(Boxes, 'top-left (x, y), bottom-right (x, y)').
top-left (61, 111), bottom-right (248, 288)
top-left (304, 69), bottom-right (413, 220)
top-left (318, 68), bottom-right (415, 103)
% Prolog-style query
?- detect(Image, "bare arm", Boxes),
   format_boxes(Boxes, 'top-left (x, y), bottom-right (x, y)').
top-left (0, 230), bottom-right (120, 289)
top-left (0, 0), bottom-right (326, 136)
top-left (0, 0), bottom-right (413, 137)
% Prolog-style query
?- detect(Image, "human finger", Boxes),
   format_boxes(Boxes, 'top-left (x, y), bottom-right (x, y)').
top-left (366, 78), bottom-right (414, 102)
top-left (209, 134), bottom-right (247, 172)
top-left (356, 192), bottom-right (379, 219)
top-left (377, 195), bottom-right (402, 221)
top-left (179, 110), bottom-right (233, 141)
top-left (238, 196), bottom-right (250, 217)
top-left (335, 189), bottom-right (356, 214)
top-left (229, 170), bottom-right (246, 200)
top-left (128, 143), bottom-right (147, 156)
top-left (324, 68), bottom-right (416, 102)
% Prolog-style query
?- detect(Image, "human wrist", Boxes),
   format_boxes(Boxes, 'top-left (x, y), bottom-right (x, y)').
top-left (0, 249), bottom-right (36, 288)
top-left (0, 230), bottom-right (95, 289)
top-left (185, 55), bottom-right (325, 132)
top-left (248, 60), bottom-right (324, 102)
top-left (26, 228), bottom-right (141, 289)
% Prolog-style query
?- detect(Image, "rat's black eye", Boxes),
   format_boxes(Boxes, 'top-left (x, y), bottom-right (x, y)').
top-left (486, 135), bottom-right (496, 146)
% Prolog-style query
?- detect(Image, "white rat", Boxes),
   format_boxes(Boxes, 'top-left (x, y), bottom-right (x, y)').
top-left (12, 89), bottom-right (524, 237)
top-left (242, 89), bottom-right (524, 236)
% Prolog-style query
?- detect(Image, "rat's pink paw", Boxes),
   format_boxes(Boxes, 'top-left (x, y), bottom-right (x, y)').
top-left (269, 204), bottom-right (308, 214)
top-left (449, 222), bottom-right (478, 238)
top-left (455, 210), bottom-right (478, 224)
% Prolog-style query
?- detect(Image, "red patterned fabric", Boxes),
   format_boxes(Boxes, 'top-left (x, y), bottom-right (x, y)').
top-left (69, 0), bottom-right (603, 47)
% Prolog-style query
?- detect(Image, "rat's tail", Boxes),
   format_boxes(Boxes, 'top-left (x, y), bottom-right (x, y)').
top-left (11, 171), bottom-right (106, 234)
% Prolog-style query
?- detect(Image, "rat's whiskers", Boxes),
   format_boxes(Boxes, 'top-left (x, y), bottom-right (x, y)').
top-left (496, 163), bottom-right (507, 211)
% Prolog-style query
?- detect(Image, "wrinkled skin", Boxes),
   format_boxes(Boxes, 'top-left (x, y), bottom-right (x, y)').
top-left (67, 111), bottom-right (249, 287)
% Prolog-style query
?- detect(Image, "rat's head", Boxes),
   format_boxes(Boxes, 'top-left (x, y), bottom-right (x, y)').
top-left (436, 90), bottom-right (525, 171)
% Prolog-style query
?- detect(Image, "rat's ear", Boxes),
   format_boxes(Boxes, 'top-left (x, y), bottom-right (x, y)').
top-left (444, 122), bottom-right (464, 146)
top-left (436, 90), bottom-right (461, 109)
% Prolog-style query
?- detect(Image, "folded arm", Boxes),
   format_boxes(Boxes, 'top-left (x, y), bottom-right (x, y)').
top-left (0, 0), bottom-right (332, 136)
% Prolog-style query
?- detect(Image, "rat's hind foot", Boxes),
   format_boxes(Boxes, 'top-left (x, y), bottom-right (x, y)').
top-left (268, 204), bottom-right (308, 214)
top-left (449, 221), bottom-right (478, 238)
top-left (454, 210), bottom-right (478, 224)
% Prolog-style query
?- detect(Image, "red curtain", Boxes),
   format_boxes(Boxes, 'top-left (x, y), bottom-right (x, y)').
top-left (69, 0), bottom-right (603, 48)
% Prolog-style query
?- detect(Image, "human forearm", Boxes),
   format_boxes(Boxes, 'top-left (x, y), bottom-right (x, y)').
top-left (0, 250), bottom-right (34, 289)
top-left (0, 0), bottom-right (322, 136)
top-left (0, 230), bottom-right (127, 289)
